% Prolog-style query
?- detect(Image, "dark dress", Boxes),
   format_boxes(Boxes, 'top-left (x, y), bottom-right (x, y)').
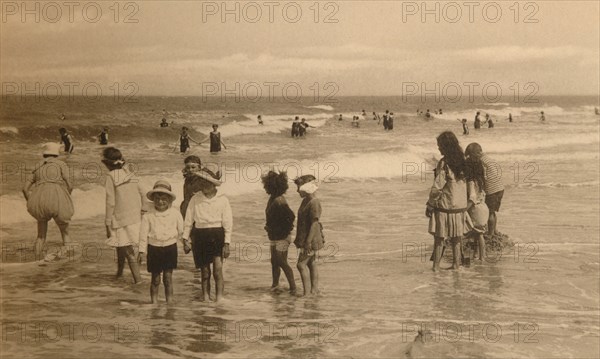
top-left (180, 134), bottom-right (190, 153)
top-left (210, 131), bottom-right (221, 152)
top-left (265, 196), bottom-right (295, 241)
top-left (61, 134), bottom-right (73, 153)
top-left (99, 131), bottom-right (108, 145)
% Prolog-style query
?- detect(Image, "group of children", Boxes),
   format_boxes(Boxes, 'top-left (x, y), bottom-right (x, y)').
top-left (102, 149), bottom-right (323, 304)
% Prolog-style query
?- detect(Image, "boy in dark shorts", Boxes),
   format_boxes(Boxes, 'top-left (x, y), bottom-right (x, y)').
top-left (182, 169), bottom-right (232, 302)
top-left (139, 180), bottom-right (186, 304)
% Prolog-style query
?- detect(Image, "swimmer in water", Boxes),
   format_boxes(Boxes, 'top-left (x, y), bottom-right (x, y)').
top-left (59, 128), bottom-right (74, 154)
top-left (258, 115), bottom-right (264, 125)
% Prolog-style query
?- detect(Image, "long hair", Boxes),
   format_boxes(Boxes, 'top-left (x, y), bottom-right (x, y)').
top-left (262, 171), bottom-right (289, 197)
top-left (464, 156), bottom-right (486, 190)
top-left (436, 131), bottom-right (465, 180)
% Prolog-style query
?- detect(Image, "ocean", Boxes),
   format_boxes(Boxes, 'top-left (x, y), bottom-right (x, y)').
top-left (1, 95), bottom-right (599, 358)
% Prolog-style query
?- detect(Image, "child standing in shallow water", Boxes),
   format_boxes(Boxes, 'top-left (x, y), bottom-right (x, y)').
top-left (262, 171), bottom-right (296, 294)
top-left (182, 169), bottom-right (232, 302)
top-left (139, 180), bottom-right (187, 304)
top-left (294, 175), bottom-right (325, 296)
top-left (426, 131), bottom-right (468, 271)
top-left (102, 147), bottom-right (143, 283)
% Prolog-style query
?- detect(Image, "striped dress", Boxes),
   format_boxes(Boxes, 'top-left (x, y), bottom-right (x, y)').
top-left (480, 155), bottom-right (504, 195)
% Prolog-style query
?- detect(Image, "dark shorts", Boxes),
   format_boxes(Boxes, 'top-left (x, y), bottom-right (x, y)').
top-left (485, 190), bottom-right (504, 212)
top-left (147, 243), bottom-right (178, 273)
top-left (190, 227), bottom-right (225, 268)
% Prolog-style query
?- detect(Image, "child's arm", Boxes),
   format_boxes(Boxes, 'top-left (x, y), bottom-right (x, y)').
top-left (182, 196), bottom-right (196, 241)
top-left (222, 197), bottom-right (233, 258)
top-left (305, 199), bottom-right (323, 250)
top-left (139, 214), bottom-right (149, 255)
top-left (60, 161), bottom-right (73, 193)
top-left (104, 176), bottom-right (115, 237)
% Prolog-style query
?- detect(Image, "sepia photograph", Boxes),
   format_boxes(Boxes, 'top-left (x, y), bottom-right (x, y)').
top-left (1, 1), bottom-right (599, 358)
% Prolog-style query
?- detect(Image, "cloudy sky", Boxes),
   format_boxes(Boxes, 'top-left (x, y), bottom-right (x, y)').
top-left (1, 1), bottom-right (598, 96)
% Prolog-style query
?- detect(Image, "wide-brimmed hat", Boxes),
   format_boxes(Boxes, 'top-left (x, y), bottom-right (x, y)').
top-left (43, 142), bottom-right (61, 156)
top-left (146, 180), bottom-right (176, 201)
top-left (195, 169), bottom-right (222, 186)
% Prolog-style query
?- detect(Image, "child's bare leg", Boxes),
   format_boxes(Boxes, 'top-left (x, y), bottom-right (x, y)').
top-left (213, 257), bottom-right (224, 301)
top-left (35, 221), bottom-right (48, 259)
top-left (477, 234), bottom-right (485, 261)
top-left (450, 237), bottom-right (461, 269)
top-left (432, 237), bottom-right (444, 272)
top-left (307, 255), bottom-right (319, 295)
top-left (201, 266), bottom-right (211, 301)
top-left (163, 270), bottom-right (174, 304)
top-left (297, 252), bottom-right (312, 296)
top-left (124, 246), bottom-right (142, 283)
top-left (279, 250), bottom-right (296, 292)
top-left (116, 247), bottom-right (126, 278)
top-left (150, 272), bottom-right (161, 304)
top-left (270, 246), bottom-right (281, 288)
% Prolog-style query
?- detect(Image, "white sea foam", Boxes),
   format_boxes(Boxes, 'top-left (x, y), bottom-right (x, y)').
top-left (0, 127), bottom-right (18, 134)
top-left (304, 105), bottom-right (335, 111)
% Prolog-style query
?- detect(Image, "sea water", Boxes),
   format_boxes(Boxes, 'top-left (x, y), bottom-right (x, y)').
top-left (1, 96), bottom-right (598, 358)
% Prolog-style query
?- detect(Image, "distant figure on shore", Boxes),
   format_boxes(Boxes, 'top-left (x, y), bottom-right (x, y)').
top-left (98, 127), bottom-right (109, 145)
top-left (338, 114), bottom-right (343, 121)
top-left (439, 109), bottom-right (443, 115)
top-left (539, 111), bottom-right (546, 122)
top-left (23, 143), bottom-right (74, 261)
top-left (352, 116), bottom-right (359, 128)
top-left (474, 112), bottom-right (481, 129)
top-left (210, 124), bottom-right (226, 153)
top-left (426, 131), bottom-right (467, 271)
top-left (465, 143), bottom-right (504, 236)
top-left (178, 127), bottom-right (199, 154)
top-left (291, 117), bottom-right (300, 137)
top-left (457, 119), bottom-right (469, 135)
top-left (262, 171), bottom-right (296, 295)
top-left (425, 109), bottom-right (431, 119)
top-left (257, 115), bottom-right (264, 125)
top-left (361, 110), bottom-right (367, 117)
top-left (507, 113), bottom-right (513, 123)
top-left (160, 119), bottom-right (170, 128)
top-left (58, 128), bottom-right (74, 154)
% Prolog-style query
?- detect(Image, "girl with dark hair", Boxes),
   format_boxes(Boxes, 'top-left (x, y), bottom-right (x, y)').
top-left (464, 151), bottom-right (489, 262)
top-left (293, 174), bottom-right (324, 296)
top-left (426, 131), bottom-right (467, 271)
top-left (102, 147), bottom-right (143, 283)
top-left (262, 171), bottom-right (296, 294)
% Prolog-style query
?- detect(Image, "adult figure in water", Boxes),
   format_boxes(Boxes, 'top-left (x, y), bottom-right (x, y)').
top-left (210, 124), bottom-right (227, 153)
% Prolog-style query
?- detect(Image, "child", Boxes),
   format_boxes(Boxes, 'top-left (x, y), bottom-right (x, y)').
top-left (464, 154), bottom-right (489, 262)
top-left (59, 128), bottom-right (74, 154)
top-left (457, 118), bottom-right (469, 135)
top-left (425, 131), bottom-right (468, 271)
top-left (180, 155), bottom-right (204, 219)
top-left (139, 180), bottom-right (188, 304)
top-left (293, 175), bottom-right (324, 296)
top-left (262, 171), bottom-right (296, 294)
top-left (102, 147), bottom-right (143, 283)
top-left (182, 169), bottom-right (232, 302)
top-left (257, 115), bottom-right (264, 125)
top-left (209, 124), bottom-right (227, 153)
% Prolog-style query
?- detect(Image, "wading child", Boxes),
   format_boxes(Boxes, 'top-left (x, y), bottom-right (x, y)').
top-left (464, 154), bottom-right (489, 262)
top-left (102, 147), bottom-right (143, 283)
top-left (425, 131), bottom-right (467, 271)
top-left (262, 171), bottom-right (296, 294)
top-left (293, 175), bottom-right (325, 296)
top-left (183, 169), bottom-right (232, 302)
top-left (139, 180), bottom-right (188, 304)
top-left (59, 128), bottom-right (74, 154)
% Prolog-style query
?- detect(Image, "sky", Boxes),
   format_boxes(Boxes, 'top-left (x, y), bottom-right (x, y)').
top-left (1, 0), bottom-right (599, 96)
